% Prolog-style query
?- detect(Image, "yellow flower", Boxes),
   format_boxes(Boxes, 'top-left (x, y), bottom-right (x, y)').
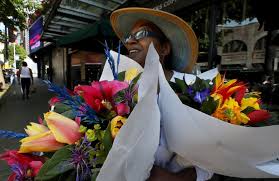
top-left (241, 97), bottom-right (260, 111)
top-left (211, 94), bottom-right (223, 108)
top-left (24, 122), bottom-right (49, 136)
top-left (212, 97), bottom-right (250, 125)
top-left (19, 131), bottom-right (64, 153)
top-left (125, 68), bottom-right (139, 82)
top-left (110, 116), bottom-right (127, 139)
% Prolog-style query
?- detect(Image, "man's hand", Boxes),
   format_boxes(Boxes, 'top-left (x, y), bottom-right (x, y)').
top-left (147, 166), bottom-right (196, 181)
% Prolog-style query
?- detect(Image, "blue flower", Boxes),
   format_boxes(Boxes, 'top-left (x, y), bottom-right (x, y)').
top-left (193, 88), bottom-right (210, 104)
top-left (0, 130), bottom-right (27, 139)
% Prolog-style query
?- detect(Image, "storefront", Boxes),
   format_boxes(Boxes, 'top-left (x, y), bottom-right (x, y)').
top-left (121, 0), bottom-right (279, 82)
top-left (35, 0), bottom-right (127, 87)
top-left (31, 0), bottom-right (279, 87)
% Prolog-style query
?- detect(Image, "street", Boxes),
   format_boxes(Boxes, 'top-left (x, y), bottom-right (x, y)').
top-left (0, 78), bottom-right (54, 180)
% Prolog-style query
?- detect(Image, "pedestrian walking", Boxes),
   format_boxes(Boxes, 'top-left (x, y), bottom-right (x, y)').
top-left (18, 61), bottom-right (34, 100)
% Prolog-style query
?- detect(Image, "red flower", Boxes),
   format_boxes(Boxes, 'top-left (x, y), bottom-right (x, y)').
top-left (48, 96), bottom-right (61, 106)
top-left (247, 110), bottom-right (271, 124)
top-left (0, 150), bottom-right (45, 180)
top-left (74, 80), bottom-right (128, 112)
top-left (212, 73), bottom-right (247, 104)
top-left (116, 103), bottom-right (130, 116)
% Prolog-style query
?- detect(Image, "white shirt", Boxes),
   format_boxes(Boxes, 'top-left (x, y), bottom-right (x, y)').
top-left (20, 67), bottom-right (31, 78)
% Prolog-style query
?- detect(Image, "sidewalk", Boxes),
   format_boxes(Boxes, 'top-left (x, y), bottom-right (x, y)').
top-left (0, 83), bottom-right (11, 103)
top-left (0, 78), bottom-right (54, 180)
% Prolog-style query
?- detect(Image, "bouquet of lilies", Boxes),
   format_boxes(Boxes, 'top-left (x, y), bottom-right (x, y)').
top-left (0, 43), bottom-right (150, 181)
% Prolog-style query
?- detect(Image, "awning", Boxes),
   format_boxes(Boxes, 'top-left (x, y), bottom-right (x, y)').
top-left (56, 19), bottom-right (115, 46)
top-left (42, 0), bottom-right (127, 41)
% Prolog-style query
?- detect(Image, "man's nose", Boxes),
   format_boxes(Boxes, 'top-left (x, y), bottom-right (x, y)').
top-left (125, 36), bottom-right (137, 45)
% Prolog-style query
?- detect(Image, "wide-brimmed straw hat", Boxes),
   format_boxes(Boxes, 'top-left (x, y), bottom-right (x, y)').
top-left (110, 7), bottom-right (198, 73)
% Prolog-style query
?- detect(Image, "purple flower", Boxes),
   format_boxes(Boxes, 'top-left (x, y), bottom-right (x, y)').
top-left (70, 137), bottom-right (93, 181)
top-left (193, 89), bottom-right (210, 104)
top-left (187, 87), bottom-right (194, 95)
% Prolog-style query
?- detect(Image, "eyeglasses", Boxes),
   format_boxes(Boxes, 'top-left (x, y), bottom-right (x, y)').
top-left (123, 29), bottom-right (161, 44)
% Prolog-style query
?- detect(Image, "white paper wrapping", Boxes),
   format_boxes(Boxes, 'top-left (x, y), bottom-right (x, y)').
top-left (97, 44), bottom-right (160, 181)
top-left (99, 50), bottom-right (143, 81)
top-left (158, 61), bottom-right (279, 178)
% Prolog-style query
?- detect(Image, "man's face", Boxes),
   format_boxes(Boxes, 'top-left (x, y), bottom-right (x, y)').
top-left (124, 21), bottom-right (162, 68)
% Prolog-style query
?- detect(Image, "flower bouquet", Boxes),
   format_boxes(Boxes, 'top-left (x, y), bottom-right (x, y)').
top-left (157, 56), bottom-right (279, 178)
top-left (0, 44), bottom-right (162, 181)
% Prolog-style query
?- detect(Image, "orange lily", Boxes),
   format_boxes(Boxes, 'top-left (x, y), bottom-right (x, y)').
top-left (212, 97), bottom-right (250, 125)
top-left (211, 73), bottom-right (246, 104)
top-left (241, 97), bottom-right (260, 111)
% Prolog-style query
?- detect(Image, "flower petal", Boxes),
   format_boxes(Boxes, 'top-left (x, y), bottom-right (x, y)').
top-left (125, 68), bottom-right (139, 82)
top-left (48, 97), bottom-right (61, 106)
top-left (248, 110), bottom-right (271, 124)
top-left (29, 161), bottom-right (44, 176)
top-left (24, 122), bottom-right (49, 136)
top-left (44, 112), bottom-right (82, 144)
top-left (110, 80), bottom-right (128, 96)
top-left (19, 131), bottom-right (64, 153)
top-left (111, 116), bottom-right (127, 139)
top-left (116, 103), bottom-right (130, 116)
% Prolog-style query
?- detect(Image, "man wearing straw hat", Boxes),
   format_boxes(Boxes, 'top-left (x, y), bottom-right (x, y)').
top-left (110, 7), bottom-right (213, 181)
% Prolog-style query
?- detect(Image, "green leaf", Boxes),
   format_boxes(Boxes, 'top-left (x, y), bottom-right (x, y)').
top-left (192, 77), bottom-right (211, 91)
top-left (175, 78), bottom-right (187, 92)
top-left (114, 90), bottom-right (125, 104)
top-left (178, 94), bottom-right (192, 105)
top-left (53, 103), bottom-right (71, 113)
top-left (117, 71), bottom-right (126, 81)
top-left (169, 81), bottom-right (181, 93)
top-left (91, 168), bottom-right (101, 181)
top-left (103, 123), bottom-right (113, 155)
top-left (61, 110), bottom-right (75, 120)
top-left (242, 106), bottom-right (256, 114)
top-left (130, 72), bottom-right (142, 86)
top-left (35, 145), bottom-right (74, 181)
top-left (201, 96), bottom-right (218, 115)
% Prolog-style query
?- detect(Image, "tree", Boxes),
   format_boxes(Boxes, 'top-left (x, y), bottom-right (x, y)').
top-left (4, 44), bottom-right (27, 68)
top-left (0, 0), bottom-right (42, 30)
top-left (0, 31), bottom-right (7, 43)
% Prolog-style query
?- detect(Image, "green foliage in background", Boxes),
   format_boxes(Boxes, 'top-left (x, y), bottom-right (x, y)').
top-left (0, 0), bottom-right (42, 30)
top-left (3, 44), bottom-right (27, 68)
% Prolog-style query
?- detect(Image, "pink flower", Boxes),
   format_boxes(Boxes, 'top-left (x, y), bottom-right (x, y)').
top-left (74, 80), bottom-right (128, 112)
top-left (116, 103), bottom-right (130, 116)
top-left (48, 96), bottom-right (61, 106)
